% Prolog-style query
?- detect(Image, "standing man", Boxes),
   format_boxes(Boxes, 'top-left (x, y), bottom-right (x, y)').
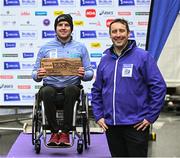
top-left (91, 18), bottom-right (166, 157)
top-left (32, 14), bottom-right (93, 146)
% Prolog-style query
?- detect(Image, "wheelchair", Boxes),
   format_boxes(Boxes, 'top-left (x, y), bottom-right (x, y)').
top-left (31, 86), bottom-right (91, 154)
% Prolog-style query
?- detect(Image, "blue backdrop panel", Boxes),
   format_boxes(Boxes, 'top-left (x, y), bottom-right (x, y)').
top-left (147, 0), bottom-right (180, 61)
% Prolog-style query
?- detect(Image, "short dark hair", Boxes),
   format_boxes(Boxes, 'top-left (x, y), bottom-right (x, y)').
top-left (109, 18), bottom-right (130, 33)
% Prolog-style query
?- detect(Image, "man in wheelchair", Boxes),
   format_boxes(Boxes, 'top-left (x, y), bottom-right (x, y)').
top-left (32, 14), bottom-right (94, 147)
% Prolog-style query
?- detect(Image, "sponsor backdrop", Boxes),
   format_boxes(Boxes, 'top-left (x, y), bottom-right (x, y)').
top-left (0, 0), bottom-right (150, 106)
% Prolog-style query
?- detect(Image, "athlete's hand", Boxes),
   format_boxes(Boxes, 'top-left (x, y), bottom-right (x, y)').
top-left (134, 119), bottom-right (151, 131)
top-left (97, 118), bottom-right (108, 132)
top-left (37, 68), bottom-right (46, 79)
top-left (78, 67), bottom-right (85, 77)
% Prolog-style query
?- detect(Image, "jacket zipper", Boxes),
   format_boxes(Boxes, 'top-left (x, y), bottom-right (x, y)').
top-left (112, 46), bottom-right (132, 125)
top-left (113, 57), bottom-right (120, 125)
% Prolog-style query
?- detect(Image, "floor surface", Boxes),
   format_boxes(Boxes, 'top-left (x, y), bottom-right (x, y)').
top-left (0, 111), bottom-right (180, 157)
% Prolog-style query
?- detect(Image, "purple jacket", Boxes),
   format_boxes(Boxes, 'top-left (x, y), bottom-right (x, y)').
top-left (91, 40), bottom-right (166, 125)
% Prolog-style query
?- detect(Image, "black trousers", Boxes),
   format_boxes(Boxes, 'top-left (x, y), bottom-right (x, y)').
top-left (39, 85), bottom-right (80, 133)
top-left (105, 125), bottom-right (149, 157)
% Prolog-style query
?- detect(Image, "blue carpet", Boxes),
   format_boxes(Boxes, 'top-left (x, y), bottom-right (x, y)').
top-left (7, 133), bottom-right (111, 157)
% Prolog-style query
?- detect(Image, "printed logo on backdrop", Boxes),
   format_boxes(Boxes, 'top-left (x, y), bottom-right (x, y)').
top-left (42, 0), bottom-right (58, 6)
top-left (105, 43), bottom-right (112, 48)
top-left (42, 30), bottom-right (55, 38)
top-left (59, 0), bottom-right (75, 5)
top-left (99, 10), bottom-right (114, 17)
top-left (0, 75), bottom-right (14, 79)
top-left (19, 42), bottom-right (34, 48)
top-left (21, 0), bottom-right (37, 7)
top-left (54, 10), bottom-right (64, 16)
top-left (129, 31), bottom-right (135, 39)
top-left (17, 75), bottom-right (32, 79)
top-left (135, 12), bottom-right (149, 16)
top-left (136, 31), bottom-right (146, 38)
top-left (138, 21), bottom-right (148, 26)
top-left (43, 19), bottom-right (51, 26)
top-left (119, 0), bottom-right (135, 6)
top-left (20, 21), bottom-right (36, 27)
top-left (21, 30), bottom-right (37, 39)
top-left (90, 62), bottom-right (97, 69)
top-left (128, 21), bottom-right (134, 26)
top-left (4, 31), bottom-right (20, 38)
top-left (98, 0), bottom-right (113, 6)
top-left (23, 52), bottom-right (34, 58)
top-left (68, 10), bottom-right (81, 16)
top-left (0, 10), bottom-right (16, 16)
top-left (4, 62), bottom-right (20, 70)
top-left (0, 84), bottom-right (14, 90)
top-left (136, 0), bottom-right (150, 6)
top-left (21, 63), bottom-right (34, 70)
top-left (2, 54), bottom-right (18, 57)
top-left (80, 30), bottom-right (97, 38)
top-left (21, 94), bottom-right (35, 101)
top-left (4, 42), bottom-right (16, 48)
top-left (90, 53), bottom-right (102, 58)
top-left (106, 19), bottom-right (114, 27)
top-left (2, 20), bottom-right (16, 26)
top-left (80, 0), bottom-right (97, 6)
top-left (17, 85), bottom-right (31, 89)
top-left (90, 42), bottom-right (101, 48)
top-left (20, 11), bottom-right (31, 16)
top-left (86, 9), bottom-right (96, 18)
top-left (4, 30), bottom-right (37, 39)
top-left (34, 85), bottom-right (42, 89)
top-left (88, 20), bottom-right (101, 26)
top-left (74, 20), bottom-right (84, 26)
top-left (137, 42), bottom-right (145, 48)
top-left (35, 11), bottom-right (48, 16)
top-left (4, 93), bottom-right (20, 101)
top-left (118, 11), bottom-right (132, 16)
top-left (97, 30), bottom-right (109, 39)
top-left (4, 0), bottom-right (20, 6)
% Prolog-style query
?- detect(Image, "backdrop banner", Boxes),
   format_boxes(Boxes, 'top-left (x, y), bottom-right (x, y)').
top-left (0, 0), bottom-right (150, 106)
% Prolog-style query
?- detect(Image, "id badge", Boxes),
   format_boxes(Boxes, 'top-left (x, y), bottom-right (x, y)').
top-left (49, 49), bottom-right (57, 58)
top-left (122, 64), bottom-right (133, 77)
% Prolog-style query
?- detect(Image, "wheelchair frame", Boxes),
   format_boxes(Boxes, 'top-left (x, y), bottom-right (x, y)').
top-left (31, 88), bottom-right (90, 154)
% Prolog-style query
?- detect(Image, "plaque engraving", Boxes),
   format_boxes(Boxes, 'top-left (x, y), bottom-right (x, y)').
top-left (41, 58), bottom-right (82, 76)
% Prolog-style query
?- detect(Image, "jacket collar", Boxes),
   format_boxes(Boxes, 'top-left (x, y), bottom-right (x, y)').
top-left (107, 40), bottom-right (136, 58)
top-left (55, 35), bottom-right (73, 45)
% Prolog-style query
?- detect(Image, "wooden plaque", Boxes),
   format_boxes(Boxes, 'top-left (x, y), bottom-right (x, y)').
top-left (41, 58), bottom-right (82, 76)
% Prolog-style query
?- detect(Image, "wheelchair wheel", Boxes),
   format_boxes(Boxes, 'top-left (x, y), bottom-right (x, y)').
top-left (85, 94), bottom-right (91, 146)
top-left (32, 112), bottom-right (36, 145)
top-left (32, 101), bottom-right (42, 146)
top-left (35, 139), bottom-right (41, 154)
top-left (32, 102), bottom-right (37, 145)
top-left (82, 92), bottom-right (91, 149)
top-left (77, 139), bottom-right (83, 154)
top-left (83, 117), bottom-right (91, 149)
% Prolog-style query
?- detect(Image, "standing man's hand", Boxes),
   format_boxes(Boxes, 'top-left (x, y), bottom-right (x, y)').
top-left (97, 118), bottom-right (108, 132)
top-left (78, 67), bottom-right (85, 77)
top-left (37, 68), bottom-right (46, 79)
top-left (134, 119), bottom-right (151, 131)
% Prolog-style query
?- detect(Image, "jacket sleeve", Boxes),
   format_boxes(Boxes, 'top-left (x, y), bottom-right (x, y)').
top-left (80, 45), bottom-right (94, 81)
top-left (143, 53), bottom-right (167, 123)
top-left (91, 62), bottom-right (104, 122)
top-left (32, 48), bottom-right (44, 82)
